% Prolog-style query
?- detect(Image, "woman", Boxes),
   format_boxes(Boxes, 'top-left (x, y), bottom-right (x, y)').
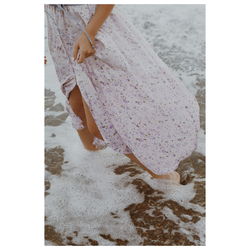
top-left (44, 4), bottom-right (200, 183)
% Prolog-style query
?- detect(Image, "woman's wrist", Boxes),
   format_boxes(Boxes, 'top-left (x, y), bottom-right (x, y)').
top-left (82, 29), bottom-right (96, 48)
top-left (85, 26), bottom-right (97, 38)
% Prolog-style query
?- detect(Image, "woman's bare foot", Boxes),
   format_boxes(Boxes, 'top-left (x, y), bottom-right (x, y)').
top-left (151, 171), bottom-right (180, 184)
top-left (125, 153), bottom-right (181, 184)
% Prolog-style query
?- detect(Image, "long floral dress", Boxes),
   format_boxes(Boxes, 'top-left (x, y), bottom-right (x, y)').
top-left (44, 4), bottom-right (200, 175)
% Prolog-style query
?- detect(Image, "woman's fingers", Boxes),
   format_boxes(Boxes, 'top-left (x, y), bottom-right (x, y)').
top-left (73, 32), bottom-right (96, 63)
top-left (73, 43), bottom-right (95, 63)
top-left (76, 50), bottom-right (95, 63)
top-left (77, 49), bottom-right (86, 63)
top-left (73, 43), bottom-right (79, 61)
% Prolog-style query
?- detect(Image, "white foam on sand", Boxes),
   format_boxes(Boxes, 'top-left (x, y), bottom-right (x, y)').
top-left (45, 150), bottom-right (144, 244)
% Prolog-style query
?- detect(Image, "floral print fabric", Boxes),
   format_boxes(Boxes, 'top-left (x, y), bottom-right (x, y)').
top-left (44, 4), bottom-right (200, 175)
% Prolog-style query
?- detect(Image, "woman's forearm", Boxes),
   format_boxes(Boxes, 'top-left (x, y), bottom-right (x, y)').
top-left (85, 4), bottom-right (115, 37)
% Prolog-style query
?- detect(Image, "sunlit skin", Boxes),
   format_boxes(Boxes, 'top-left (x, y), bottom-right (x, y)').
top-left (69, 5), bottom-right (180, 183)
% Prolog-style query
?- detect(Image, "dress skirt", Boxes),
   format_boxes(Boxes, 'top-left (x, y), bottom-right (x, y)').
top-left (44, 4), bottom-right (200, 175)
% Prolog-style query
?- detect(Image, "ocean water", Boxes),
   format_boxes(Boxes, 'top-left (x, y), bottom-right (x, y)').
top-left (45, 4), bottom-right (205, 246)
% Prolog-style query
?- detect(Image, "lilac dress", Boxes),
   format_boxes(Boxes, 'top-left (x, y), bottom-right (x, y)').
top-left (44, 4), bottom-right (200, 175)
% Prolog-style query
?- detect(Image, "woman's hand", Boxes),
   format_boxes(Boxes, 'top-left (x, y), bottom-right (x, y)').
top-left (72, 4), bottom-right (115, 64)
top-left (73, 32), bottom-right (96, 64)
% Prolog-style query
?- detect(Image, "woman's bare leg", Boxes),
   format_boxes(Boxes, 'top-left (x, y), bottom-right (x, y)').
top-left (68, 85), bottom-right (100, 151)
top-left (80, 92), bottom-right (103, 140)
